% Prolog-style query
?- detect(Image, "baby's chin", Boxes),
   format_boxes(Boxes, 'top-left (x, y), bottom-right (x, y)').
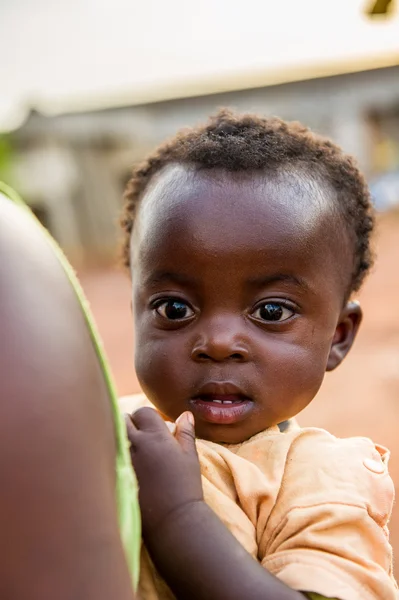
top-left (157, 403), bottom-right (293, 444)
top-left (191, 421), bottom-right (280, 445)
top-left (202, 423), bottom-right (291, 444)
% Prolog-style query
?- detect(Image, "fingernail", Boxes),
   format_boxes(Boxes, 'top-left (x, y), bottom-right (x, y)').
top-left (165, 421), bottom-right (177, 435)
top-left (176, 412), bottom-right (194, 427)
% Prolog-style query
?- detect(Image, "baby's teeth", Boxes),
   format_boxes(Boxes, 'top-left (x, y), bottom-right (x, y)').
top-left (211, 399), bottom-right (235, 404)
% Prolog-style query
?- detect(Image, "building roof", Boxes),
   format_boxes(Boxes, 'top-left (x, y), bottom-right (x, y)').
top-left (1, 0), bottom-right (398, 131)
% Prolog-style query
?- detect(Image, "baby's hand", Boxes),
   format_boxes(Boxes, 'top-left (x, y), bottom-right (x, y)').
top-left (125, 408), bottom-right (203, 541)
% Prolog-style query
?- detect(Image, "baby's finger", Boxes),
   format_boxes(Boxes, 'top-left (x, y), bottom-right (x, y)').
top-left (132, 406), bottom-right (170, 432)
top-left (175, 412), bottom-right (197, 454)
top-left (124, 413), bottom-right (137, 432)
top-left (124, 413), bottom-right (138, 449)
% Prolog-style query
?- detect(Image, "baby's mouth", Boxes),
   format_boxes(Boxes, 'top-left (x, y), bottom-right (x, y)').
top-left (193, 393), bottom-right (248, 405)
top-left (189, 385), bottom-right (253, 424)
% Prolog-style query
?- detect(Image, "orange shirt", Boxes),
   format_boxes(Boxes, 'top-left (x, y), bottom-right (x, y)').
top-left (120, 394), bottom-right (398, 600)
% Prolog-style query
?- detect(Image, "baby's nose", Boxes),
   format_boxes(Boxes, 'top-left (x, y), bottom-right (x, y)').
top-left (191, 321), bottom-right (250, 363)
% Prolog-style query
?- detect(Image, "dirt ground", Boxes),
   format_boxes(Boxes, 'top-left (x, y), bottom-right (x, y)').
top-left (79, 212), bottom-right (399, 568)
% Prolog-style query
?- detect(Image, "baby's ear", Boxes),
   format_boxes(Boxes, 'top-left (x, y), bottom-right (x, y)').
top-left (326, 301), bottom-right (362, 371)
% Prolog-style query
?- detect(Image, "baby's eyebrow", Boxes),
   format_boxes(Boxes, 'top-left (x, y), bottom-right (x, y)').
top-left (145, 271), bottom-right (199, 288)
top-left (247, 273), bottom-right (311, 292)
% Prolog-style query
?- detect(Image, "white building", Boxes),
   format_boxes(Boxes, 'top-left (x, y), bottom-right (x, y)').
top-left (8, 61), bottom-right (399, 264)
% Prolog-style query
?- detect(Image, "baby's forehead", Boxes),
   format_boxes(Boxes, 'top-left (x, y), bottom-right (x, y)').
top-left (135, 163), bottom-right (341, 241)
top-left (132, 164), bottom-right (352, 291)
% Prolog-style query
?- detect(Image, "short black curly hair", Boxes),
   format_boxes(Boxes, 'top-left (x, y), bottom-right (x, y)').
top-left (120, 109), bottom-right (374, 294)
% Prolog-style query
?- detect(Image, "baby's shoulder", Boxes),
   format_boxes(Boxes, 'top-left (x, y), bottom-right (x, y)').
top-left (282, 426), bottom-right (390, 476)
top-left (236, 425), bottom-right (390, 471)
top-left (270, 427), bottom-right (393, 521)
top-left (283, 425), bottom-right (390, 465)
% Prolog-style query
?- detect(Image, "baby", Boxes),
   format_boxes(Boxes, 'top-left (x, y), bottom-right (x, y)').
top-left (122, 110), bottom-right (397, 600)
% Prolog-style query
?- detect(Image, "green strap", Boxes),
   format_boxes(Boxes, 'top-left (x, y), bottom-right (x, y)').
top-left (305, 594), bottom-right (340, 600)
top-left (0, 182), bottom-right (141, 589)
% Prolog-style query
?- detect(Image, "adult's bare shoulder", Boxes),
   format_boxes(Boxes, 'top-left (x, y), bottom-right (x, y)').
top-left (0, 193), bottom-right (135, 600)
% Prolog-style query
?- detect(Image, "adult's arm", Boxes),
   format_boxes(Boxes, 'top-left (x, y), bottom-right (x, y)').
top-left (0, 192), bottom-right (135, 600)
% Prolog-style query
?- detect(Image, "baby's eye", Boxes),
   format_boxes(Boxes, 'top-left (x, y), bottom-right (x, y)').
top-left (154, 299), bottom-right (194, 321)
top-left (252, 302), bottom-right (294, 322)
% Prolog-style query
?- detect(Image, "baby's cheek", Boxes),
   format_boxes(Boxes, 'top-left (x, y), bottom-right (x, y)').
top-left (273, 339), bottom-right (330, 397)
top-left (295, 345), bottom-right (330, 398)
top-left (135, 339), bottom-right (185, 417)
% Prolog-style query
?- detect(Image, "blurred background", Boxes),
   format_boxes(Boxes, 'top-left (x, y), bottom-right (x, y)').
top-left (1, 0), bottom-right (399, 571)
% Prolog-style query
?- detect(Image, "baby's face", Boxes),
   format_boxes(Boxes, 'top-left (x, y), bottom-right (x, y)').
top-left (131, 164), bottom-right (360, 443)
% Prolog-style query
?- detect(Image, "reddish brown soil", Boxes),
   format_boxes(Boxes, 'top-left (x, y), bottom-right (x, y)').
top-left (79, 213), bottom-right (399, 570)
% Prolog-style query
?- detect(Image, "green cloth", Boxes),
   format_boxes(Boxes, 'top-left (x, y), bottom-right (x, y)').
top-left (0, 182), bottom-right (141, 590)
top-left (305, 594), bottom-right (339, 599)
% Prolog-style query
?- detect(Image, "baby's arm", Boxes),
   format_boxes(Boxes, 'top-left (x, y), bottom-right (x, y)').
top-left (127, 408), bottom-right (305, 600)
